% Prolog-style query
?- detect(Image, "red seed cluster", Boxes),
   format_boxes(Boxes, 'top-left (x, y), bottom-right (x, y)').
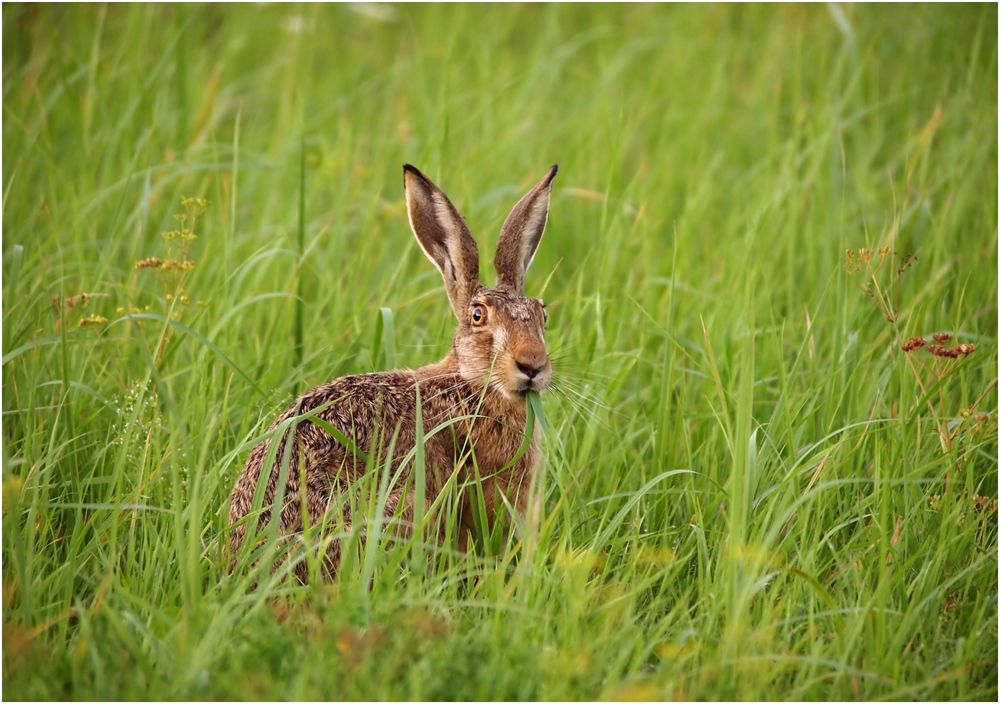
top-left (927, 343), bottom-right (975, 358)
top-left (902, 334), bottom-right (974, 358)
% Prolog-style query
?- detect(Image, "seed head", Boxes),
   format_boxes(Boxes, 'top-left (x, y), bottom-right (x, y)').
top-left (844, 249), bottom-right (861, 274)
top-left (137, 257), bottom-right (196, 271)
top-left (927, 342), bottom-right (975, 359)
top-left (897, 253), bottom-right (918, 275)
top-left (972, 495), bottom-right (997, 514)
top-left (180, 196), bottom-right (209, 217)
top-left (79, 314), bottom-right (108, 328)
top-left (64, 293), bottom-right (92, 308)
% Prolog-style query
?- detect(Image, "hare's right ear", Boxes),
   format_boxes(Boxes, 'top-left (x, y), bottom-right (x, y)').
top-left (494, 165), bottom-right (557, 293)
top-left (403, 165), bottom-right (481, 319)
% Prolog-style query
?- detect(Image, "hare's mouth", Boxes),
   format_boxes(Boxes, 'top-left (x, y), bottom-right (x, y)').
top-left (510, 370), bottom-right (552, 397)
top-left (493, 375), bottom-right (550, 401)
top-left (508, 384), bottom-right (546, 402)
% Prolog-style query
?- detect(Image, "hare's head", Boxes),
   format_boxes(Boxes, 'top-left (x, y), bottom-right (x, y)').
top-left (404, 164), bottom-right (557, 400)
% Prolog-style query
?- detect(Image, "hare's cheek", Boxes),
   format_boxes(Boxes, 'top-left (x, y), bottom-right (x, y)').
top-left (478, 333), bottom-right (493, 354)
top-left (492, 326), bottom-right (509, 356)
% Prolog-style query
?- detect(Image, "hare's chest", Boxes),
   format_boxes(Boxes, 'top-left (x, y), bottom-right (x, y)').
top-left (463, 415), bottom-right (538, 475)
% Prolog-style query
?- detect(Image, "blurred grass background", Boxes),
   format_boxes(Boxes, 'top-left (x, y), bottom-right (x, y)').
top-left (2, 3), bottom-right (997, 700)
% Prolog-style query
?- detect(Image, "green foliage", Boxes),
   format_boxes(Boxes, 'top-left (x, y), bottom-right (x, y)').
top-left (3, 3), bottom-right (997, 700)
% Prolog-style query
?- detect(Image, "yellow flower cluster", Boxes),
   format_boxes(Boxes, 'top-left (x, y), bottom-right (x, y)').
top-left (135, 257), bottom-right (196, 271)
top-left (180, 195), bottom-right (209, 216)
top-left (161, 230), bottom-right (198, 243)
top-left (78, 314), bottom-right (108, 327)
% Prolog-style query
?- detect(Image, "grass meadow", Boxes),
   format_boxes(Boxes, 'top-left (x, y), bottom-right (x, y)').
top-left (2, 3), bottom-right (998, 700)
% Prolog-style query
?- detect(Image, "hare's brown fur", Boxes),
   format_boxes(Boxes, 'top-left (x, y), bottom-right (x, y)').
top-left (229, 165), bottom-right (558, 582)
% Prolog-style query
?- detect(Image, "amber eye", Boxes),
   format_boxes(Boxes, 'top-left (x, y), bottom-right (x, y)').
top-left (471, 304), bottom-right (487, 326)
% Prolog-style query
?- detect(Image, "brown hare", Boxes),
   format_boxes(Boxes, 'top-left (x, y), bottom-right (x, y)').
top-left (228, 164), bottom-right (558, 582)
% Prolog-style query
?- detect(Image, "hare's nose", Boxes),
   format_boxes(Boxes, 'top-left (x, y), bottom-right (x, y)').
top-left (516, 359), bottom-right (547, 379)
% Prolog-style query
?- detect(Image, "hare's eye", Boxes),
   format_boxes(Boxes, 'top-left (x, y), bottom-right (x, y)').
top-left (542, 308), bottom-right (548, 324)
top-left (471, 305), bottom-right (487, 326)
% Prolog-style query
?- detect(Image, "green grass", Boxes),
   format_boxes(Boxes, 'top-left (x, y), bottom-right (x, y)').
top-left (2, 3), bottom-right (997, 700)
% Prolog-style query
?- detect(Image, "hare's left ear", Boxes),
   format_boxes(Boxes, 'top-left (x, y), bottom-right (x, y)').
top-left (404, 165), bottom-right (481, 320)
top-left (494, 165), bottom-right (558, 293)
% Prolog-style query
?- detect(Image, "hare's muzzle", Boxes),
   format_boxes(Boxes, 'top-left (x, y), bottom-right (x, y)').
top-left (516, 359), bottom-right (547, 380)
top-left (513, 348), bottom-right (552, 393)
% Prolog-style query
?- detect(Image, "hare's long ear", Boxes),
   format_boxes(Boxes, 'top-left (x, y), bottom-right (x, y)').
top-left (494, 164), bottom-right (558, 293)
top-left (403, 165), bottom-right (481, 319)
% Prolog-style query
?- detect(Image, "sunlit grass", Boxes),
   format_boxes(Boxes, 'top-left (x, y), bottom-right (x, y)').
top-left (2, 3), bottom-right (997, 700)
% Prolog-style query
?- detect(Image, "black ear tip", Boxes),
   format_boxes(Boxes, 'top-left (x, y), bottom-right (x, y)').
top-left (547, 164), bottom-right (559, 182)
top-left (403, 164), bottom-right (430, 187)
